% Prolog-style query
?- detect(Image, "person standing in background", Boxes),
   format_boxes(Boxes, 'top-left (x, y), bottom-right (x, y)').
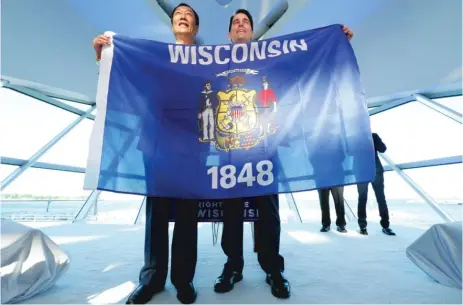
top-left (357, 133), bottom-right (396, 236)
top-left (319, 187), bottom-right (347, 233)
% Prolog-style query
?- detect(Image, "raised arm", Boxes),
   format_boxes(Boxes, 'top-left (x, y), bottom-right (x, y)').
top-left (93, 34), bottom-right (111, 61)
top-left (372, 133), bottom-right (387, 153)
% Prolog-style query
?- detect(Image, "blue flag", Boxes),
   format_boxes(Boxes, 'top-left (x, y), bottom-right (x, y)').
top-left (84, 24), bottom-right (376, 199)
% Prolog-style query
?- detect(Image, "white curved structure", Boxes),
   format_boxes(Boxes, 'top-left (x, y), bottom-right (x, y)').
top-left (406, 221), bottom-right (462, 289)
top-left (1, 220), bottom-right (70, 304)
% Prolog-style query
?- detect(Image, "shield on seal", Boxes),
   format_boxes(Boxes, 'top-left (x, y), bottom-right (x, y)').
top-left (213, 88), bottom-right (259, 151)
top-left (231, 105), bottom-right (244, 120)
top-left (216, 88), bottom-right (258, 135)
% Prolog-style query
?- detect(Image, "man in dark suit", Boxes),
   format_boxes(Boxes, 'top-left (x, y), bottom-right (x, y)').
top-left (213, 9), bottom-right (355, 299)
top-left (318, 186), bottom-right (347, 232)
top-left (212, 9), bottom-right (290, 300)
top-left (357, 133), bottom-right (396, 236)
top-left (93, 3), bottom-right (201, 304)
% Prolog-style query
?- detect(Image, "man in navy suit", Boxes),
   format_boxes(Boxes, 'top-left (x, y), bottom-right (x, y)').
top-left (357, 133), bottom-right (396, 236)
top-left (212, 9), bottom-right (290, 300)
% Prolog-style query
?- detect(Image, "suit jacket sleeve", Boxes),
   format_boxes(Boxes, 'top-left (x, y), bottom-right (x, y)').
top-left (199, 93), bottom-right (205, 112)
top-left (372, 133), bottom-right (387, 153)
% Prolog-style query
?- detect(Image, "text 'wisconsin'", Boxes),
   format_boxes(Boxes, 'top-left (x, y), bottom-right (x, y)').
top-left (168, 39), bottom-right (308, 65)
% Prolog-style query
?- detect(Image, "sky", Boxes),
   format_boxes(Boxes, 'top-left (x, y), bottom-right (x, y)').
top-left (1, 0), bottom-right (462, 202)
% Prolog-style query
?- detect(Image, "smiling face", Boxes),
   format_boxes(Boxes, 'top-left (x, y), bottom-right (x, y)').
top-left (171, 5), bottom-right (198, 39)
top-left (228, 12), bottom-right (253, 43)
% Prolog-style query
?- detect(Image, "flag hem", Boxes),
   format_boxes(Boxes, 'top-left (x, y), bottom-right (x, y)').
top-left (83, 32), bottom-right (115, 190)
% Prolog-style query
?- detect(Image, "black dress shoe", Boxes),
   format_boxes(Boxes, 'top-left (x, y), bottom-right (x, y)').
top-left (176, 282), bottom-right (197, 304)
top-left (214, 268), bottom-right (243, 293)
top-left (337, 225), bottom-right (347, 233)
top-left (126, 284), bottom-right (164, 304)
top-left (266, 273), bottom-right (290, 299)
top-left (359, 228), bottom-right (368, 235)
top-left (320, 225), bottom-right (330, 232)
top-left (382, 227), bottom-right (396, 236)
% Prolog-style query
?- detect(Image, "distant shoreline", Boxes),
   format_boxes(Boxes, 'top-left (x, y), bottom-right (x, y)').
top-left (2, 195), bottom-right (87, 200)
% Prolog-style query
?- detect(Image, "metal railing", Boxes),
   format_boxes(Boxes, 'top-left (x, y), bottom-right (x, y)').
top-left (1, 199), bottom-right (95, 222)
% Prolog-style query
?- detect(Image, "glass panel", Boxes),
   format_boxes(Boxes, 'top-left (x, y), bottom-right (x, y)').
top-left (86, 194), bottom-right (144, 224)
top-left (79, 192), bottom-right (144, 224)
top-left (2, 168), bottom-right (90, 198)
top-left (277, 194), bottom-right (295, 223)
top-left (0, 88), bottom-right (77, 159)
top-left (405, 163), bottom-right (463, 221)
top-left (57, 98), bottom-right (94, 111)
top-left (294, 170), bottom-right (447, 228)
top-left (343, 170), bottom-right (417, 200)
top-left (1, 169), bottom-right (91, 221)
top-left (435, 95), bottom-right (463, 113)
top-left (370, 101), bottom-right (462, 163)
top-left (1, 200), bottom-right (84, 221)
top-left (0, 164), bottom-right (18, 181)
top-left (345, 170), bottom-right (450, 229)
top-left (37, 118), bottom-right (94, 167)
top-left (405, 163), bottom-right (463, 200)
top-left (292, 190), bottom-right (325, 223)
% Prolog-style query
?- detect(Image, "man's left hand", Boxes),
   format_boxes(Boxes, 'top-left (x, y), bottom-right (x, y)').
top-left (341, 24), bottom-right (353, 40)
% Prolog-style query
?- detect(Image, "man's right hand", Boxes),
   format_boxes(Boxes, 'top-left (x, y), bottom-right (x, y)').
top-left (93, 34), bottom-right (111, 61)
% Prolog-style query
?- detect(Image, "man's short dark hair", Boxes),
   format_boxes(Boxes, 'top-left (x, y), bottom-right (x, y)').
top-left (171, 3), bottom-right (199, 26)
top-left (228, 8), bottom-right (254, 32)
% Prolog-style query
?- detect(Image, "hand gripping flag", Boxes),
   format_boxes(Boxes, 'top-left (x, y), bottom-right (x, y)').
top-left (84, 24), bottom-right (376, 199)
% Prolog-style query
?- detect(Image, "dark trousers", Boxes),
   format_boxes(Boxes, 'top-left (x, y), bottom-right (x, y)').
top-left (221, 194), bottom-right (284, 274)
top-left (357, 172), bottom-right (390, 229)
top-left (139, 197), bottom-right (198, 288)
top-left (318, 186), bottom-right (346, 227)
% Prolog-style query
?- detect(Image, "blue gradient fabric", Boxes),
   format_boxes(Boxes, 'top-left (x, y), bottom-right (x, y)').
top-left (84, 24), bottom-right (375, 199)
